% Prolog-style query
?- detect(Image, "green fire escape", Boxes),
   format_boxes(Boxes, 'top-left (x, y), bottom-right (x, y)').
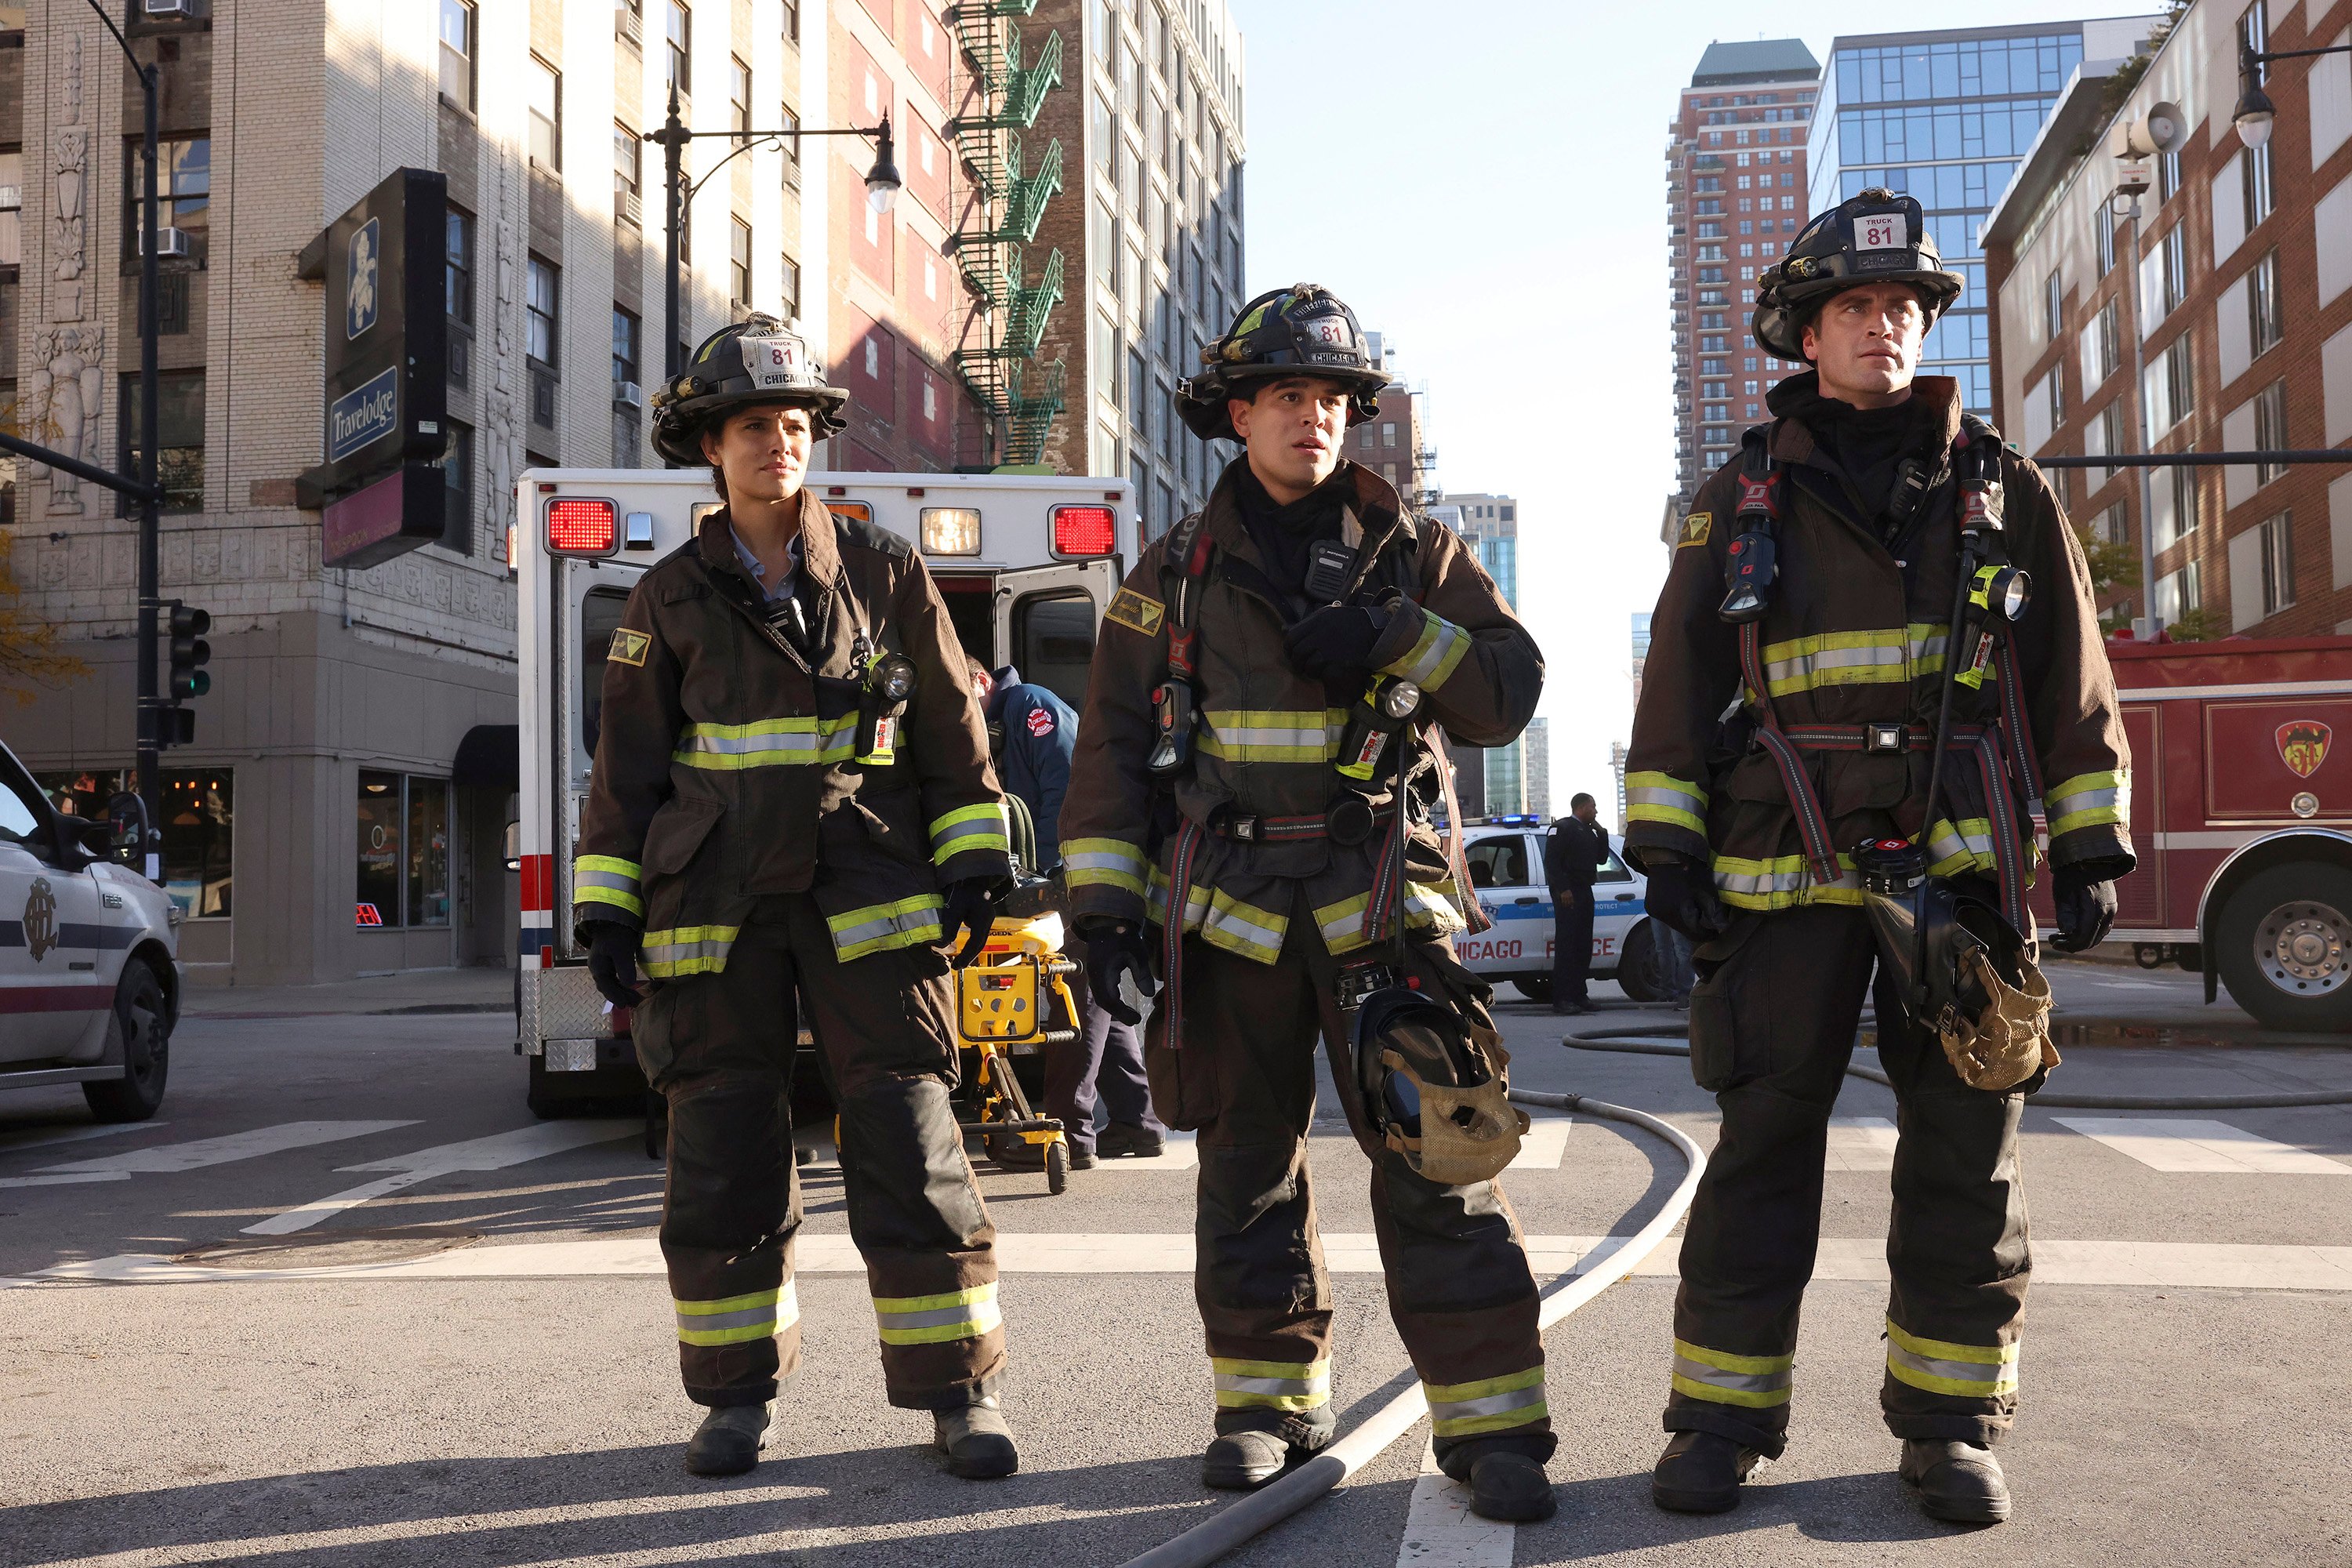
top-left (943, 1), bottom-right (1065, 466)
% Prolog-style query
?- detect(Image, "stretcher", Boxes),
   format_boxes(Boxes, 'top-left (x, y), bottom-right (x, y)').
top-left (953, 909), bottom-right (1082, 1193)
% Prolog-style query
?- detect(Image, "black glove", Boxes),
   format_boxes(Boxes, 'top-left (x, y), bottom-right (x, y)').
top-left (1283, 602), bottom-right (1391, 681)
top-left (1077, 917), bottom-right (1157, 1027)
top-left (1642, 856), bottom-right (1728, 945)
top-left (584, 922), bottom-right (645, 1008)
top-left (938, 878), bottom-right (1002, 968)
top-left (2051, 862), bottom-right (2120, 953)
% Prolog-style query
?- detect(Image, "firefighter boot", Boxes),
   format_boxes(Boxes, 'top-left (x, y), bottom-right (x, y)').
top-left (1651, 1430), bottom-right (1762, 1513)
top-left (1203, 1406), bottom-right (1336, 1490)
top-left (935, 1396), bottom-right (1020, 1479)
top-left (1900, 1439), bottom-right (2011, 1525)
top-left (1453, 1449), bottom-right (1557, 1523)
top-left (684, 1402), bottom-right (771, 1476)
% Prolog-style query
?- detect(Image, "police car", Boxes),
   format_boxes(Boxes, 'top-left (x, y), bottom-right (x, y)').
top-left (0, 738), bottom-right (180, 1120)
top-left (1454, 815), bottom-right (1665, 1004)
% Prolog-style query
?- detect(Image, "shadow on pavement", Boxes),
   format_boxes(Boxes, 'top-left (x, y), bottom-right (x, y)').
top-left (1523, 1466), bottom-right (1970, 1558)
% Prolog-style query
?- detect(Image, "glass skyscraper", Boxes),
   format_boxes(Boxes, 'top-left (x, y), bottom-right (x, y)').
top-left (1807, 24), bottom-right (2143, 415)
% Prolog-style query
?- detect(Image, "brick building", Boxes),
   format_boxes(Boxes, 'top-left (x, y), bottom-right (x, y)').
top-left (1663, 38), bottom-right (1819, 522)
top-left (1983, 0), bottom-right (2352, 638)
top-left (0, 0), bottom-right (1032, 985)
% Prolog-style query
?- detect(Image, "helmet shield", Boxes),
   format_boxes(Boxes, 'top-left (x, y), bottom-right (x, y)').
top-left (1177, 284), bottom-right (1390, 441)
top-left (1753, 187), bottom-right (1965, 361)
top-left (650, 314), bottom-right (851, 466)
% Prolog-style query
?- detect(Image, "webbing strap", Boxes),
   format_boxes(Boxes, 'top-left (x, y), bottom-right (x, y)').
top-left (1971, 732), bottom-right (2031, 931)
top-left (1164, 513), bottom-right (1214, 682)
top-left (1158, 817), bottom-right (1206, 1051)
top-left (1994, 644), bottom-right (2049, 849)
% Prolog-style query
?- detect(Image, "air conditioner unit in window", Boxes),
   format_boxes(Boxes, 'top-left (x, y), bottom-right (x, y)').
top-left (613, 381), bottom-right (644, 409)
top-left (616, 5), bottom-right (643, 48)
top-left (139, 227), bottom-right (191, 258)
top-left (143, 0), bottom-right (193, 15)
top-left (616, 187), bottom-right (641, 227)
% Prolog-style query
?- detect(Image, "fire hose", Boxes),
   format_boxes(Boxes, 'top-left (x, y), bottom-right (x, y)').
top-left (1114, 1089), bottom-right (1706, 1568)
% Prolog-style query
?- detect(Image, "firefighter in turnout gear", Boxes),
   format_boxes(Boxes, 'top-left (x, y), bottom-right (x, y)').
top-left (1059, 285), bottom-right (1557, 1523)
top-left (1628, 191), bottom-right (2132, 1525)
top-left (574, 316), bottom-right (1022, 1481)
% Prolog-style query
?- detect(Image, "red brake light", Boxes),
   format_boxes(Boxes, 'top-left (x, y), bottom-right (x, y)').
top-left (1053, 504), bottom-right (1117, 557)
top-left (546, 498), bottom-right (617, 555)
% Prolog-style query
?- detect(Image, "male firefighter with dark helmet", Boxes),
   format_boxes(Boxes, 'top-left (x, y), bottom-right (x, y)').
top-left (1627, 190), bottom-right (2132, 1523)
top-left (574, 314), bottom-right (1024, 1480)
top-left (1058, 284), bottom-right (1556, 1523)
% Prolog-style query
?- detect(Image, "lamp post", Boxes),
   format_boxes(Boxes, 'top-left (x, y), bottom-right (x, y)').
top-left (2111, 187), bottom-right (2162, 638)
top-left (2232, 38), bottom-right (2352, 148)
top-left (645, 89), bottom-right (900, 380)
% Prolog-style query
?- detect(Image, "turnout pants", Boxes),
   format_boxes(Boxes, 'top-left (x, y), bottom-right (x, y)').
top-left (1667, 902), bottom-right (2031, 1455)
top-left (631, 893), bottom-right (1005, 1412)
top-left (1146, 896), bottom-right (1555, 1468)
top-left (1047, 927), bottom-right (1167, 1156)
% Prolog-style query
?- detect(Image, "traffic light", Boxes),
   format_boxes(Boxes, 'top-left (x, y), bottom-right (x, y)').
top-left (167, 604), bottom-right (210, 700)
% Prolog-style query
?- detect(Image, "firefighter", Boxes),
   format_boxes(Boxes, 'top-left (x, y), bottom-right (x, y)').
top-left (1059, 285), bottom-right (1557, 1523)
top-left (572, 315), bottom-right (1022, 1481)
top-left (1628, 191), bottom-right (2132, 1524)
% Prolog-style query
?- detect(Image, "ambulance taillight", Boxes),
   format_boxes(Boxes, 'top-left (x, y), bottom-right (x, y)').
top-left (1051, 504), bottom-right (1117, 557)
top-left (546, 498), bottom-right (619, 557)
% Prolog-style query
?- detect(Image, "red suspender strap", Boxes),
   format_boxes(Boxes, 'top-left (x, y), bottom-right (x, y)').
top-left (1157, 817), bottom-right (1204, 1051)
top-left (1994, 642), bottom-right (2049, 848)
top-left (1740, 619), bottom-right (1845, 891)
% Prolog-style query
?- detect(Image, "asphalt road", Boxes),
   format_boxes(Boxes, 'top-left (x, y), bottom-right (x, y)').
top-left (2, 961), bottom-right (2349, 1567)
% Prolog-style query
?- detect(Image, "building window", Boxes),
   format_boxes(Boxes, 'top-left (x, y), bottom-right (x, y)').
top-left (528, 58), bottom-right (561, 168)
top-left (43, 769), bottom-right (233, 920)
top-left (527, 256), bottom-right (559, 368)
top-left (439, 0), bottom-right (476, 111)
top-left (2257, 509), bottom-right (2295, 616)
top-left (2158, 149), bottom-right (2181, 204)
top-left (2097, 400), bottom-right (2127, 485)
top-left (2094, 206), bottom-right (2115, 274)
top-left (729, 216), bottom-right (753, 311)
top-left (441, 419), bottom-right (474, 553)
top-left (122, 136), bottom-right (209, 259)
top-left (2243, 139), bottom-right (2274, 232)
top-left (356, 772), bottom-right (451, 931)
top-left (783, 0), bottom-right (799, 43)
top-left (1128, 347), bottom-right (1147, 426)
top-left (780, 256), bottom-right (800, 320)
top-left (614, 123), bottom-right (642, 224)
top-left (2161, 464), bottom-right (2201, 550)
top-left (445, 205), bottom-right (474, 388)
top-left (666, 0), bottom-right (691, 97)
top-left (612, 307), bottom-right (641, 394)
top-left (779, 107), bottom-right (800, 184)
top-left (2043, 269), bottom-right (2063, 342)
top-left (730, 55), bottom-right (752, 138)
top-left (0, 151), bottom-right (20, 267)
top-left (2249, 247), bottom-right (2283, 360)
top-left (2156, 560), bottom-right (2201, 624)
top-left (1094, 92), bottom-right (1115, 172)
top-left (2252, 378), bottom-right (2288, 486)
top-left (2143, 330), bottom-right (2194, 438)
top-left (117, 370), bottom-right (204, 513)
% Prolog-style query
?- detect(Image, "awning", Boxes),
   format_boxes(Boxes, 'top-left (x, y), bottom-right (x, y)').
top-left (450, 724), bottom-right (519, 792)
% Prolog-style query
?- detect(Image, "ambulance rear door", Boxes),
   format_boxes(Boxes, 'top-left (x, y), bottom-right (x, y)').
top-left (992, 561), bottom-right (1120, 715)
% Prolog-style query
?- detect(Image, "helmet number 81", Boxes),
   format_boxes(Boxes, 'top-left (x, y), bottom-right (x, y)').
top-left (1857, 215), bottom-right (1908, 250)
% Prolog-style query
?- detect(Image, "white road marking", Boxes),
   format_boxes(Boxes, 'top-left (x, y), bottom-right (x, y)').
top-left (2053, 1117), bottom-right (2352, 1175)
top-left (34, 1121), bottom-right (418, 1176)
top-left (1064, 1130), bottom-right (1199, 1172)
top-left (0, 1172), bottom-right (132, 1189)
top-left (1397, 1443), bottom-right (1514, 1567)
top-left (0, 1120), bottom-right (168, 1156)
top-left (34, 1234), bottom-right (2352, 1291)
top-left (1825, 1116), bottom-right (1898, 1173)
top-left (1510, 1113), bottom-right (1572, 1171)
top-left (242, 1121), bottom-right (641, 1236)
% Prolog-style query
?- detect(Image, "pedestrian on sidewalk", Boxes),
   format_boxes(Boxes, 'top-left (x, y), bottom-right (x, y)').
top-left (1543, 794), bottom-right (1609, 1015)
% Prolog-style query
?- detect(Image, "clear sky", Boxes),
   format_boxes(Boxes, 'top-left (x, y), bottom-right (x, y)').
top-left (1229, 1), bottom-right (2157, 812)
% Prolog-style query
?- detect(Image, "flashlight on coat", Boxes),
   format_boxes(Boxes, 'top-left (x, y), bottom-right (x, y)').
top-left (1954, 564), bottom-right (2031, 691)
top-left (856, 653), bottom-right (917, 764)
top-left (1335, 676), bottom-right (1425, 783)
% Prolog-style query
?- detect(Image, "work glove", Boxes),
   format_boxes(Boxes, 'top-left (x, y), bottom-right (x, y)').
top-left (1283, 602), bottom-right (1392, 682)
top-left (938, 877), bottom-right (1003, 968)
top-left (584, 922), bottom-right (645, 1009)
top-left (1077, 916), bottom-right (1158, 1027)
top-left (2050, 862), bottom-right (2121, 953)
top-left (1642, 855), bottom-right (1729, 945)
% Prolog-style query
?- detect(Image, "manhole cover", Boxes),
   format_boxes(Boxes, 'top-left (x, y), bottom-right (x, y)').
top-left (176, 1227), bottom-right (483, 1271)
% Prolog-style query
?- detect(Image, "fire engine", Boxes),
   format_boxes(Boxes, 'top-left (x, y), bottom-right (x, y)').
top-left (512, 466), bottom-right (1137, 1113)
top-left (2103, 633), bottom-right (2352, 1032)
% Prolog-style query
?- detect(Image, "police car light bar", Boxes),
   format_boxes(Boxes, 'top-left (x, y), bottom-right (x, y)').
top-left (546, 498), bottom-right (619, 556)
top-left (1051, 504), bottom-right (1117, 557)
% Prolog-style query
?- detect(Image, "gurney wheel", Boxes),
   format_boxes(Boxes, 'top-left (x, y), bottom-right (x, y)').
top-left (1047, 1140), bottom-right (1069, 1195)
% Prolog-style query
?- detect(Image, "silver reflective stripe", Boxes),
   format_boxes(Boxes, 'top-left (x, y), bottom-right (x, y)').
top-left (643, 932), bottom-right (735, 967)
top-left (678, 724), bottom-right (850, 759)
top-left (1626, 784), bottom-right (1699, 812)
top-left (885, 1302), bottom-right (988, 1331)
top-left (1065, 848), bottom-right (1143, 876)
top-left (1765, 640), bottom-right (1907, 688)
top-left (831, 903), bottom-right (944, 950)
top-left (1926, 822), bottom-right (1993, 864)
top-left (1200, 896), bottom-right (1283, 957)
top-left (1428, 1384), bottom-right (1545, 1422)
top-left (1889, 1344), bottom-right (2018, 1392)
top-left (575, 869), bottom-right (640, 897)
top-left (1672, 1353), bottom-right (1789, 1396)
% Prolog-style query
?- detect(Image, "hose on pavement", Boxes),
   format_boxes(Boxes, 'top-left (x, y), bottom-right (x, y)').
top-left (1115, 1090), bottom-right (1706, 1568)
top-left (1563, 1025), bottom-right (2352, 1109)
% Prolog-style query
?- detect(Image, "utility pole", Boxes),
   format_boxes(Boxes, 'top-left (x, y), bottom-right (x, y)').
top-left (660, 85), bottom-right (684, 381)
top-left (135, 52), bottom-right (161, 877)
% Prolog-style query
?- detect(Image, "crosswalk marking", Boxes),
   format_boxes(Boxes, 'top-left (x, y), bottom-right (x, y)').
top-left (1069, 1118), bottom-right (1571, 1177)
top-left (1826, 1116), bottom-right (1898, 1173)
top-left (1397, 1443), bottom-right (1515, 1566)
top-left (34, 1121), bottom-right (418, 1176)
top-left (2051, 1118), bottom-right (2352, 1175)
top-left (34, 1233), bottom-right (2352, 1292)
top-left (244, 1121), bottom-right (641, 1236)
top-left (0, 1120), bottom-right (169, 1156)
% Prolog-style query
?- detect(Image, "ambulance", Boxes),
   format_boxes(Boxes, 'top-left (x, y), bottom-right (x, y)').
top-left (512, 466), bottom-right (1138, 1113)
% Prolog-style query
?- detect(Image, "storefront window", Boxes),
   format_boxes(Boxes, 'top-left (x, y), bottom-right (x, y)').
top-left (357, 771), bottom-right (450, 928)
top-left (41, 768), bottom-right (234, 917)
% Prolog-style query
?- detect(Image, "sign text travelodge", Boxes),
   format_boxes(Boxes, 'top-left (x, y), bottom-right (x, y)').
top-left (328, 366), bottom-right (399, 463)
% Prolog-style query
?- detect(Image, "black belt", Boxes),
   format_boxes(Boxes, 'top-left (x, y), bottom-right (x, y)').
top-left (1779, 721), bottom-right (1986, 754)
top-left (1214, 797), bottom-right (1394, 848)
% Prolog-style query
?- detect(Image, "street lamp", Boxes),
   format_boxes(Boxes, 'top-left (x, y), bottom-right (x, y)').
top-left (2230, 38), bottom-right (2352, 148)
top-left (646, 90), bottom-right (898, 379)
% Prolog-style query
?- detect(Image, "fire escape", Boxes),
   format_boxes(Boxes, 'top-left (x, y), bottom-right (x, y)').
top-left (943, 0), bottom-right (1065, 466)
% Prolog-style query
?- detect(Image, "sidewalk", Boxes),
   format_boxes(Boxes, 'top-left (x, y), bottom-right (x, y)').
top-left (180, 967), bottom-right (514, 1020)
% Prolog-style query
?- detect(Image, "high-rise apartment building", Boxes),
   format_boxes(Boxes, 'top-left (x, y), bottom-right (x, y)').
top-left (1665, 39), bottom-right (1819, 504)
top-left (1437, 491), bottom-right (1523, 815)
top-left (1807, 20), bottom-right (2158, 417)
top-left (1024, 0), bottom-right (1246, 537)
top-left (1523, 716), bottom-right (1550, 821)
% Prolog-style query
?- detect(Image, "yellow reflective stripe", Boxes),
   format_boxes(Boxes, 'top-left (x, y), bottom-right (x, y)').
top-left (1200, 889), bottom-right (1287, 963)
top-left (826, 895), bottom-right (946, 960)
top-left (1211, 1356), bottom-right (1332, 1410)
top-left (1711, 853), bottom-right (1863, 910)
top-left (1907, 621), bottom-right (1949, 677)
top-left (2048, 770), bottom-right (2128, 837)
top-left (1626, 770), bottom-right (1708, 834)
top-left (1196, 709), bottom-right (1347, 763)
top-left (1316, 892), bottom-right (1374, 954)
top-left (1382, 606), bottom-right (1472, 690)
top-left (674, 1283), bottom-right (800, 1346)
top-left (641, 924), bottom-right (742, 977)
top-left (1925, 817), bottom-right (1996, 877)
top-left (1063, 836), bottom-right (1148, 895)
top-left (572, 855), bottom-right (646, 916)
top-left (1671, 1338), bottom-right (1794, 1408)
top-left (1885, 1319), bottom-right (2020, 1398)
top-left (873, 1282), bottom-right (1001, 1345)
top-left (1425, 1367), bottom-right (1548, 1436)
top-left (1759, 627), bottom-right (1911, 696)
top-left (930, 802), bottom-right (1011, 862)
top-left (673, 716), bottom-right (859, 769)
top-left (1313, 884), bottom-right (1458, 954)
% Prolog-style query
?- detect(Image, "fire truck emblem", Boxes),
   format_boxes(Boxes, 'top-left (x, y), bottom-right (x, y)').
top-left (23, 877), bottom-right (58, 962)
top-left (2278, 721), bottom-right (2332, 779)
